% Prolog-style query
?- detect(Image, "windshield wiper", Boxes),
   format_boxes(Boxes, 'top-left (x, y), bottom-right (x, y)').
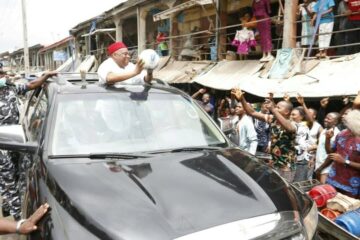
top-left (49, 153), bottom-right (150, 160)
top-left (149, 146), bottom-right (221, 154)
top-left (88, 152), bottom-right (150, 159)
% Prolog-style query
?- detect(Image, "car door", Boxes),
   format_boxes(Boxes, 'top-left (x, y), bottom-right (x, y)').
top-left (21, 87), bottom-right (50, 226)
top-left (23, 87), bottom-right (49, 143)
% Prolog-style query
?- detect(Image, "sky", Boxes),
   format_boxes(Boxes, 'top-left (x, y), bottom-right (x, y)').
top-left (0, 0), bottom-right (125, 53)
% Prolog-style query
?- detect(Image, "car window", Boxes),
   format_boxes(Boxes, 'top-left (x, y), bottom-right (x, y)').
top-left (50, 91), bottom-right (227, 155)
top-left (23, 88), bottom-right (42, 125)
top-left (28, 90), bottom-right (48, 142)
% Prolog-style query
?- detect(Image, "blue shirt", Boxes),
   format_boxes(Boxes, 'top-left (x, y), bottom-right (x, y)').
top-left (314, 0), bottom-right (335, 24)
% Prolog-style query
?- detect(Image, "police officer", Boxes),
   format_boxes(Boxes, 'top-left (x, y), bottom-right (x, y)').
top-left (0, 70), bottom-right (57, 220)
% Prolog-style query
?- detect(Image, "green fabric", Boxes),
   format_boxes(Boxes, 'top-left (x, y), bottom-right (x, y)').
top-left (159, 42), bottom-right (168, 51)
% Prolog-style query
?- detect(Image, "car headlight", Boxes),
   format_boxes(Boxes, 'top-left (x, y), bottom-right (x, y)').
top-left (175, 211), bottom-right (308, 240)
top-left (303, 200), bottom-right (318, 240)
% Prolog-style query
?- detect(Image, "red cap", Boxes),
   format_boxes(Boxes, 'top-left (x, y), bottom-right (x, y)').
top-left (107, 41), bottom-right (127, 55)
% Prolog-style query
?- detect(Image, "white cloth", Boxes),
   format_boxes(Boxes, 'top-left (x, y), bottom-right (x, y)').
top-left (97, 58), bottom-right (145, 86)
top-left (318, 21), bottom-right (334, 50)
top-left (294, 122), bottom-right (311, 162)
top-left (315, 127), bottom-right (340, 173)
top-left (309, 121), bottom-right (322, 145)
top-left (236, 115), bottom-right (258, 155)
top-left (234, 28), bottom-right (256, 44)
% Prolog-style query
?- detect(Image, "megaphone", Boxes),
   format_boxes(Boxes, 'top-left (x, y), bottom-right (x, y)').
top-left (139, 49), bottom-right (160, 70)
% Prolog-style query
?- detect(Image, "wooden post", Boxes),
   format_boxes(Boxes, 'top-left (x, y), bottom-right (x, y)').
top-left (217, 0), bottom-right (227, 60)
top-left (282, 0), bottom-right (298, 48)
top-left (137, 6), bottom-right (147, 53)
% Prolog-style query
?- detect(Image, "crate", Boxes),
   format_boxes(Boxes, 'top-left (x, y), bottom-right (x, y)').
top-left (292, 179), bottom-right (321, 193)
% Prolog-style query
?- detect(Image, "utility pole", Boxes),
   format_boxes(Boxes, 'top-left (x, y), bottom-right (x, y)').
top-left (21, 0), bottom-right (30, 77)
top-left (282, 0), bottom-right (298, 48)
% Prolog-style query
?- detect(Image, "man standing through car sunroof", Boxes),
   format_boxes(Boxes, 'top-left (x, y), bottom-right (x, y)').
top-left (97, 41), bottom-right (153, 86)
top-left (0, 70), bottom-right (57, 220)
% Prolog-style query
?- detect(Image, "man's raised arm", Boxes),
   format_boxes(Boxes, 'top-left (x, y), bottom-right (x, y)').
top-left (231, 88), bottom-right (268, 122)
top-left (26, 71), bottom-right (57, 91)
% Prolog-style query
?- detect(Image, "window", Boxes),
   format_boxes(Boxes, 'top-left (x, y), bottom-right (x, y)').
top-left (28, 90), bottom-right (48, 142)
top-left (50, 92), bottom-right (227, 156)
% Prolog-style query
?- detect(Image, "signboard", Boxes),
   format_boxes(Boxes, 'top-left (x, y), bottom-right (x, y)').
top-left (53, 51), bottom-right (67, 61)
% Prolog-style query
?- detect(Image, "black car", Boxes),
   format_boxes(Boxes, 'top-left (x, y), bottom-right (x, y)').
top-left (0, 73), bottom-right (318, 240)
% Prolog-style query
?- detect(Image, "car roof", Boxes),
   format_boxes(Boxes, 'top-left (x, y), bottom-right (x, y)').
top-left (45, 72), bottom-right (186, 96)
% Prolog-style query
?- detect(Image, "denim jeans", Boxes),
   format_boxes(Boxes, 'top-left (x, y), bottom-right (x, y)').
top-left (293, 160), bottom-right (309, 183)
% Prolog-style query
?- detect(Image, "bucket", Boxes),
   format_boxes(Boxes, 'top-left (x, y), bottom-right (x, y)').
top-left (335, 208), bottom-right (360, 237)
top-left (321, 208), bottom-right (341, 220)
top-left (308, 184), bottom-right (337, 207)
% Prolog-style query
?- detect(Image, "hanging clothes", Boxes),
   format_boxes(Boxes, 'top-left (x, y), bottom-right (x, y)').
top-left (232, 28), bottom-right (257, 55)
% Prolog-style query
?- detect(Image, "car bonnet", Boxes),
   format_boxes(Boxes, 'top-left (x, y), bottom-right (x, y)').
top-left (45, 148), bottom-right (299, 240)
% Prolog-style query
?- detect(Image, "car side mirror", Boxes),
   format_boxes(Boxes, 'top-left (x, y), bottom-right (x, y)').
top-left (0, 124), bottom-right (26, 143)
top-left (0, 125), bottom-right (38, 154)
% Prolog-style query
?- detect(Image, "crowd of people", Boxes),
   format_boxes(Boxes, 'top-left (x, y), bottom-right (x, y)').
top-left (192, 87), bottom-right (359, 199)
top-left (99, 40), bottom-right (358, 201)
top-left (298, 0), bottom-right (360, 58)
top-left (233, 0), bottom-right (359, 60)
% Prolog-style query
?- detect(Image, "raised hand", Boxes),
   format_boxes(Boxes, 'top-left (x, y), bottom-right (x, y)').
top-left (268, 92), bottom-right (274, 102)
top-left (135, 59), bottom-right (145, 74)
top-left (354, 90), bottom-right (360, 109)
top-left (231, 88), bottom-right (244, 101)
top-left (283, 93), bottom-right (291, 102)
top-left (199, 88), bottom-right (206, 94)
top-left (320, 97), bottom-right (329, 108)
top-left (296, 93), bottom-right (305, 106)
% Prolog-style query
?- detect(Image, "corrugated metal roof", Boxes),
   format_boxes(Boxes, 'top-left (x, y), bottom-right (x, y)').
top-left (70, 1), bottom-right (129, 35)
top-left (191, 54), bottom-right (360, 97)
top-left (153, 0), bottom-right (213, 21)
top-left (154, 59), bottom-right (215, 84)
top-left (39, 36), bottom-right (74, 53)
top-left (236, 54), bottom-right (360, 98)
top-left (193, 60), bottom-right (265, 90)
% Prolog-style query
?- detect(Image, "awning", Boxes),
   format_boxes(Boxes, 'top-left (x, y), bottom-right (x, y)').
top-left (193, 60), bottom-right (265, 90)
top-left (153, 59), bottom-right (215, 84)
top-left (238, 53), bottom-right (360, 98)
top-left (192, 53), bottom-right (360, 98)
top-left (154, 56), bottom-right (171, 71)
top-left (153, 0), bottom-right (213, 21)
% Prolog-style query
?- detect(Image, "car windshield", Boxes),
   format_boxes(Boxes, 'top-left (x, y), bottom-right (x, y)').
top-left (50, 90), bottom-right (227, 156)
